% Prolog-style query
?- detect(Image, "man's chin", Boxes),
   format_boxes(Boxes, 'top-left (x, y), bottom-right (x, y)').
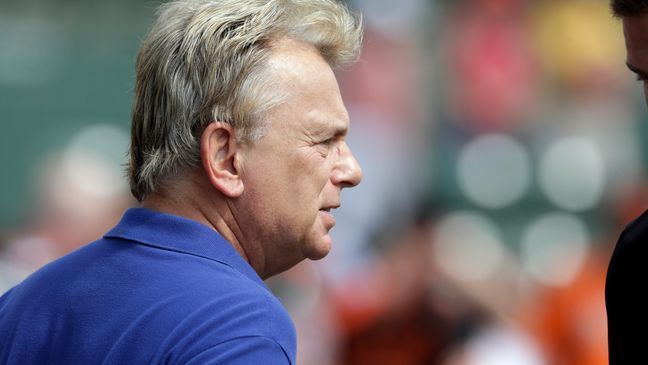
top-left (304, 234), bottom-right (332, 260)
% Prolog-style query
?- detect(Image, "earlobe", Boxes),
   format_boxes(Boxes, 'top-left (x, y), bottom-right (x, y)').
top-left (200, 122), bottom-right (244, 198)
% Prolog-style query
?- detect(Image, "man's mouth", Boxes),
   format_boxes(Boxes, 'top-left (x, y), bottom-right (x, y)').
top-left (319, 207), bottom-right (337, 228)
top-left (320, 203), bottom-right (340, 212)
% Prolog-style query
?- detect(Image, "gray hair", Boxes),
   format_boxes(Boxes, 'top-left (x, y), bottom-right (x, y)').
top-left (129, 0), bottom-right (363, 201)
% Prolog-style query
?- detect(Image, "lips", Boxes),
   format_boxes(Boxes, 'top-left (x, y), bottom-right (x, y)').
top-left (320, 204), bottom-right (340, 212)
top-left (319, 205), bottom-right (338, 228)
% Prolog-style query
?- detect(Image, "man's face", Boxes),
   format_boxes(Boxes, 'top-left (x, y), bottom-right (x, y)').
top-left (236, 38), bottom-right (363, 277)
top-left (623, 15), bottom-right (648, 103)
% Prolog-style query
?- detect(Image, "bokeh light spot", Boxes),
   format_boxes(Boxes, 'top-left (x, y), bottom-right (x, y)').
top-left (431, 211), bottom-right (505, 282)
top-left (539, 137), bottom-right (605, 211)
top-left (62, 124), bottom-right (129, 199)
top-left (520, 212), bottom-right (589, 287)
top-left (458, 134), bottom-right (531, 209)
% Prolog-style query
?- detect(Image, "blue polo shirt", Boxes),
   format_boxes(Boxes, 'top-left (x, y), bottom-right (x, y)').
top-left (0, 208), bottom-right (296, 364)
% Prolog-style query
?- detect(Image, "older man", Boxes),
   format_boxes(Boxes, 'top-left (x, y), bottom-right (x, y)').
top-left (607, 1), bottom-right (648, 364)
top-left (0, 0), bottom-right (362, 364)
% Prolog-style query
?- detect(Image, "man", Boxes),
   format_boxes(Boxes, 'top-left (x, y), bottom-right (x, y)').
top-left (607, 1), bottom-right (648, 363)
top-left (0, 0), bottom-right (363, 363)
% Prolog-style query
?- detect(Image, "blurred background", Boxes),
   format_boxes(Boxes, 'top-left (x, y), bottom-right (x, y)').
top-left (1, 0), bottom-right (647, 364)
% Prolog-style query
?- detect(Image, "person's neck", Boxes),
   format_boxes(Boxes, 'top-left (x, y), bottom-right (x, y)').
top-left (140, 188), bottom-right (252, 268)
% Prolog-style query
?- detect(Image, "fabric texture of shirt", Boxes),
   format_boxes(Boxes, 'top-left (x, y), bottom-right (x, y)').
top-left (606, 208), bottom-right (648, 365)
top-left (0, 207), bottom-right (296, 365)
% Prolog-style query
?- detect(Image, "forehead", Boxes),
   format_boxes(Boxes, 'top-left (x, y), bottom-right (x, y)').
top-left (264, 38), bottom-right (350, 133)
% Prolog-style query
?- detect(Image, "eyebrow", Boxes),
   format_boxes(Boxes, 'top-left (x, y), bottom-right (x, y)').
top-left (312, 125), bottom-right (348, 141)
top-left (626, 62), bottom-right (648, 79)
top-left (310, 116), bottom-right (349, 138)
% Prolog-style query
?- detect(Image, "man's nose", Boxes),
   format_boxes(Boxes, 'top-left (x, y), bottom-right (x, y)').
top-left (332, 142), bottom-right (363, 188)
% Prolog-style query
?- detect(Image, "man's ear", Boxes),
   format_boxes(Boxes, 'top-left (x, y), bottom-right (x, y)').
top-left (200, 122), bottom-right (244, 198)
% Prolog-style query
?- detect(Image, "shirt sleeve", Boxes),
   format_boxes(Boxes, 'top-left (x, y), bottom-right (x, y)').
top-left (182, 336), bottom-right (292, 365)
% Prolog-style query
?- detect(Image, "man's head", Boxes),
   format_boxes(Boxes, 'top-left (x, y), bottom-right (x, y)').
top-left (130, 0), bottom-right (363, 277)
top-left (611, 0), bottom-right (648, 17)
top-left (130, 0), bottom-right (362, 201)
top-left (612, 0), bottom-right (648, 103)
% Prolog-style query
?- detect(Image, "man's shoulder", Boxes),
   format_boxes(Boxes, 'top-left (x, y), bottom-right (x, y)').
top-left (7, 235), bottom-right (287, 319)
top-left (607, 209), bottom-right (648, 364)
top-left (612, 208), bottom-right (648, 256)
top-left (164, 281), bottom-right (296, 363)
top-left (0, 236), bottom-right (296, 364)
top-left (607, 208), bottom-right (648, 291)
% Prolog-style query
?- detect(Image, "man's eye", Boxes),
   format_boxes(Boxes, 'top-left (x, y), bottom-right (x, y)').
top-left (320, 138), bottom-right (334, 146)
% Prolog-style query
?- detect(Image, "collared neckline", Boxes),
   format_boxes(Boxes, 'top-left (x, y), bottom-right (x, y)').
top-left (104, 207), bottom-right (268, 290)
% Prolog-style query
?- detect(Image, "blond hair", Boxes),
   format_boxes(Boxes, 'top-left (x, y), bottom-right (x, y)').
top-left (129, 0), bottom-right (362, 201)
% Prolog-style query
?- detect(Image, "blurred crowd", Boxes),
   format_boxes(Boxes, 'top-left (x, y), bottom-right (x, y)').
top-left (2, 0), bottom-right (648, 364)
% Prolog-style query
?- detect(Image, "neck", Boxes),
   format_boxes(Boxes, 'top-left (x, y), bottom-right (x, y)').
top-left (140, 184), bottom-right (255, 270)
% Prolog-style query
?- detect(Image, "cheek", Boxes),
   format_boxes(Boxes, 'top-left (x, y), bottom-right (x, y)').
top-left (296, 150), bottom-right (333, 179)
top-left (301, 163), bottom-right (331, 196)
top-left (315, 156), bottom-right (336, 189)
top-left (290, 165), bottom-right (332, 209)
top-left (283, 148), bottom-right (337, 200)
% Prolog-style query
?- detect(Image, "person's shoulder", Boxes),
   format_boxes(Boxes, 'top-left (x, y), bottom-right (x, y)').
top-left (127, 240), bottom-right (297, 362)
top-left (176, 335), bottom-right (294, 365)
top-left (154, 267), bottom-right (296, 364)
top-left (623, 207), bottom-right (648, 231)
top-left (614, 208), bottom-right (648, 254)
top-left (608, 208), bottom-right (648, 283)
top-left (0, 236), bottom-right (296, 364)
top-left (176, 272), bottom-right (296, 340)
